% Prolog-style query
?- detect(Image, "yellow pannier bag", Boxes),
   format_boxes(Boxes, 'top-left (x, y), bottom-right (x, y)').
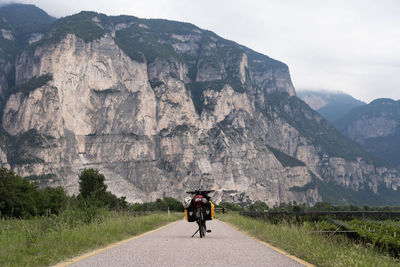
top-left (184, 208), bottom-right (188, 221)
top-left (210, 201), bottom-right (215, 219)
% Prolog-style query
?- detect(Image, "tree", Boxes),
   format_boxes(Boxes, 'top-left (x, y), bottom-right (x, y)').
top-left (164, 197), bottom-right (184, 211)
top-left (78, 168), bottom-right (128, 210)
top-left (0, 168), bottom-right (68, 218)
top-left (0, 168), bottom-right (37, 218)
top-left (217, 202), bottom-right (243, 211)
top-left (249, 201), bottom-right (269, 212)
top-left (78, 168), bottom-right (107, 200)
top-left (36, 187), bottom-right (68, 215)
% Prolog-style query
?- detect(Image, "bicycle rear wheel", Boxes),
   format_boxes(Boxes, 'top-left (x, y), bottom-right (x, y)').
top-left (199, 222), bottom-right (204, 238)
top-left (199, 207), bottom-right (204, 238)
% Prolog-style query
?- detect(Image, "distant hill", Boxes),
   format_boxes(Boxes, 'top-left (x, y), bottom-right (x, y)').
top-left (335, 98), bottom-right (400, 169)
top-left (299, 91), bottom-right (400, 169)
top-left (297, 90), bottom-right (366, 123)
top-left (0, 3), bottom-right (55, 48)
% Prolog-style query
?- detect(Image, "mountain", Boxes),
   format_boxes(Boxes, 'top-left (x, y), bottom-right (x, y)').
top-left (0, 4), bottom-right (399, 206)
top-left (297, 90), bottom-right (366, 123)
top-left (335, 98), bottom-right (400, 170)
top-left (298, 90), bottom-right (400, 174)
top-left (0, 3), bottom-right (55, 46)
top-left (0, 3), bottom-right (55, 98)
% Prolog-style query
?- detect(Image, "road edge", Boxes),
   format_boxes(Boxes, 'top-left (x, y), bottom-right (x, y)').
top-left (53, 219), bottom-right (182, 267)
top-left (221, 220), bottom-right (315, 267)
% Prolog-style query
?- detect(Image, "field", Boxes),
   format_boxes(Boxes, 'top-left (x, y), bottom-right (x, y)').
top-left (0, 211), bottom-right (182, 266)
top-left (333, 218), bottom-right (400, 256)
top-left (218, 212), bottom-right (400, 267)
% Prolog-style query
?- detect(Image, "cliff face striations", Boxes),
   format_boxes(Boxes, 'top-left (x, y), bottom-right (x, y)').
top-left (1, 7), bottom-right (399, 205)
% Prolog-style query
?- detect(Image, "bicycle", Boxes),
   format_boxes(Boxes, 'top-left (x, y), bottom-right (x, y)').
top-left (185, 190), bottom-right (214, 238)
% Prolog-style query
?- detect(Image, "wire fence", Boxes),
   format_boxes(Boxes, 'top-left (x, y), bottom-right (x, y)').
top-left (240, 210), bottom-right (400, 222)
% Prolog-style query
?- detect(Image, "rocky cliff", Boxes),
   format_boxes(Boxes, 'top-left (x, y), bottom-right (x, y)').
top-left (1, 6), bottom-right (399, 205)
top-left (335, 98), bottom-right (400, 170)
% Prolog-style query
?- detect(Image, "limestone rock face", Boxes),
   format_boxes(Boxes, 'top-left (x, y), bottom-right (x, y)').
top-left (344, 115), bottom-right (398, 144)
top-left (1, 13), bottom-right (399, 205)
top-left (300, 94), bottom-right (327, 110)
top-left (28, 33), bottom-right (44, 44)
top-left (1, 29), bottom-right (14, 40)
top-left (0, 147), bottom-right (9, 169)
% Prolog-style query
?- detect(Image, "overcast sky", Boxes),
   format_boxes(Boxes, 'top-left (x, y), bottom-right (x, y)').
top-left (3, 0), bottom-right (400, 103)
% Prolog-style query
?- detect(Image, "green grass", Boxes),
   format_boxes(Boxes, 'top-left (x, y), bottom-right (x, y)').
top-left (0, 211), bottom-right (182, 266)
top-left (218, 213), bottom-right (399, 267)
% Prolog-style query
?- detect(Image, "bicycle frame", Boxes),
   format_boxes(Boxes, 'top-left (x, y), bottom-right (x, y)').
top-left (191, 205), bottom-right (207, 238)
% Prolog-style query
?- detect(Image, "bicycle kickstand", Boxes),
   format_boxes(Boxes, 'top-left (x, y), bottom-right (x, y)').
top-left (191, 229), bottom-right (199, 237)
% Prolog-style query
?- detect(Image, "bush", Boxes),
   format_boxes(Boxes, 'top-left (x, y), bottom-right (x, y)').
top-left (164, 197), bottom-right (184, 212)
top-left (217, 202), bottom-right (243, 211)
top-left (36, 187), bottom-right (68, 215)
top-left (249, 201), bottom-right (269, 212)
top-left (130, 197), bottom-right (184, 212)
top-left (0, 168), bottom-right (67, 218)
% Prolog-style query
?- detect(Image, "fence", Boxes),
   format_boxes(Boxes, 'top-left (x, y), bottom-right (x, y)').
top-left (240, 211), bottom-right (400, 223)
top-left (215, 207), bottom-right (227, 213)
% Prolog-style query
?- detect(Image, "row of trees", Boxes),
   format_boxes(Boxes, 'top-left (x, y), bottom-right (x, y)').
top-left (131, 197), bottom-right (183, 212)
top-left (0, 167), bottom-right (184, 219)
top-left (0, 168), bottom-right (130, 218)
top-left (0, 168), bottom-right (67, 218)
top-left (3, 166), bottom-right (399, 219)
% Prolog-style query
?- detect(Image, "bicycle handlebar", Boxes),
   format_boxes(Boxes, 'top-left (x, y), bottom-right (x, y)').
top-left (186, 190), bottom-right (215, 195)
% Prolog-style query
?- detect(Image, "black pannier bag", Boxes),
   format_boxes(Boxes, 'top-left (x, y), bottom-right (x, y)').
top-left (204, 201), bottom-right (212, 220)
top-left (185, 204), bottom-right (196, 222)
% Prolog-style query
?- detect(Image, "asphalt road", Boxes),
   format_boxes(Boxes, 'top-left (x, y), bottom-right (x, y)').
top-left (67, 219), bottom-right (305, 267)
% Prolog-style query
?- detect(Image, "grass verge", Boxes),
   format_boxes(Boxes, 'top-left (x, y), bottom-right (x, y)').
top-left (218, 213), bottom-right (399, 267)
top-left (0, 212), bottom-right (182, 266)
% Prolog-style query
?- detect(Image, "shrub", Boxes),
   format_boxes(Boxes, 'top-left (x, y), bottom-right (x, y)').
top-left (249, 201), bottom-right (269, 212)
top-left (130, 197), bottom-right (184, 212)
top-left (217, 201), bottom-right (243, 211)
top-left (0, 168), bottom-right (67, 218)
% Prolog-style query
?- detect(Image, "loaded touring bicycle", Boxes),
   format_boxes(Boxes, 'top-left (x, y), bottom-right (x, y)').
top-left (183, 190), bottom-right (215, 238)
